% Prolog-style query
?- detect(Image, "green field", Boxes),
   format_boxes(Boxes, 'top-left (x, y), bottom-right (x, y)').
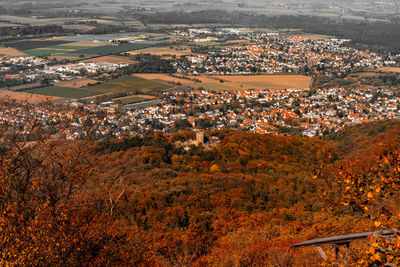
top-left (88, 76), bottom-right (171, 93)
top-left (50, 45), bottom-right (93, 50)
top-left (118, 96), bottom-right (145, 104)
top-left (0, 15), bottom-right (83, 25)
top-left (24, 49), bottom-right (72, 57)
top-left (26, 86), bottom-right (101, 99)
top-left (69, 43), bottom-right (154, 56)
top-left (21, 42), bottom-right (152, 58)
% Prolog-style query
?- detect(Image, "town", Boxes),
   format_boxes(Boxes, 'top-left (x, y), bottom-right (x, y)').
top-left (0, 27), bottom-right (400, 142)
top-left (1, 84), bottom-right (399, 140)
top-left (174, 30), bottom-right (398, 76)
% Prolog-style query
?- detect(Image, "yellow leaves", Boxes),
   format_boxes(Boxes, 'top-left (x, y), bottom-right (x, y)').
top-left (312, 175), bottom-right (317, 180)
top-left (364, 206), bottom-right (369, 211)
top-left (383, 157), bottom-right (389, 164)
top-left (210, 164), bottom-right (220, 172)
top-left (372, 253), bottom-right (381, 261)
top-left (369, 247), bottom-right (375, 254)
top-left (344, 178), bottom-right (350, 184)
top-left (345, 186), bottom-right (351, 191)
top-left (375, 187), bottom-right (381, 193)
top-left (357, 259), bottom-right (365, 265)
top-left (374, 221), bottom-right (381, 227)
top-left (367, 192), bottom-right (373, 199)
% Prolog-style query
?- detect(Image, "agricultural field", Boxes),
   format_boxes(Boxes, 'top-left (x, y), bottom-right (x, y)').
top-left (87, 75), bottom-right (172, 94)
top-left (134, 74), bottom-right (197, 85)
top-left (62, 25), bottom-right (97, 31)
top-left (24, 48), bottom-right (72, 57)
top-left (26, 86), bottom-right (101, 99)
top-left (0, 47), bottom-right (27, 57)
top-left (81, 55), bottom-right (137, 64)
top-left (49, 54), bottom-right (84, 61)
top-left (0, 90), bottom-right (60, 104)
top-left (0, 15), bottom-right (84, 26)
top-left (60, 34), bottom-right (144, 42)
top-left (0, 22), bottom-right (19, 27)
top-left (128, 46), bottom-right (193, 57)
top-left (123, 20), bottom-right (144, 27)
top-left (134, 74), bottom-right (312, 90)
top-left (6, 40), bottom-right (73, 51)
top-left (113, 94), bottom-right (157, 104)
top-left (4, 35), bottom-right (156, 59)
top-left (213, 75), bottom-right (312, 90)
top-left (69, 43), bottom-right (155, 56)
top-left (379, 67), bottom-right (400, 73)
top-left (56, 78), bottom-right (99, 88)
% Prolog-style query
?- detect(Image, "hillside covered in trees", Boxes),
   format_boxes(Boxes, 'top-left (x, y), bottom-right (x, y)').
top-left (1, 121), bottom-right (400, 265)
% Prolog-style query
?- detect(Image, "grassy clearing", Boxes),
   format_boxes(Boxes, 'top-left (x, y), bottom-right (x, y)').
top-left (128, 46), bottom-right (192, 57)
top-left (7, 40), bottom-right (72, 50)
top-left (88, 76), bottom-right (171, 93)
top-left (24, 49), bottom-right (72, 57)
top-left (50, 45), bottom-right (93, 50)
top-left (69, 43), bottom-right (154, 56)
top-left (118, 96), bottom-right (145, 104)
top-left (0, 15), bottom-right (83, 25)
top-left (26, 86), bottom-right (101, 99)
top-left (379, 67), bottom-right (400, 73)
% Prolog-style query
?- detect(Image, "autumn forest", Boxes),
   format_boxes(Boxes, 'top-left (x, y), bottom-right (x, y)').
top-left (1, 119), bottom-right (400, 266)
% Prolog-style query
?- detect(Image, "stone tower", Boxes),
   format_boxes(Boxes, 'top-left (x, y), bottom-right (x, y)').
top-left (196, 131), bottom-right (204, 145)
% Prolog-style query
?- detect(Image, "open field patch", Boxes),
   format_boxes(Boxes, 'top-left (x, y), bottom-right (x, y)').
top-left (379, 67), bottom-right (400, 73)
top-left (69, 43), bottom-right (154, 56)
top-left (0, 90), bottom-right (60, 103)
top-left (64, 41), bottom-right (107, 47)
top-left (0, 22), bottom-right (19, 27)
top-left (0, 47), bottom-right (27, 57)
top-left (88, 75), bottom-right (172, 94)
top-left (0, 15), bottom-right (84, 25)
top-left (134, 74), bottom-right (197, 84)
top-left (7, 40), bottom-right (72, 50)
top-left (50, 44), bottom-right (94, 50)
top-left (62, 25), bottom-right (97, 31)
top-left (128, 46), bottom-right (193, 57)
top-left (212, 75), bottom-right (312, 90)
top-left (24, 49), bottom-right (72, 57)
top-left (135, 74), bottom-right (236, 90)
top-left (56, 79), bottom-right (99, 88)
top-left (26, 86), bottom-right (101, 99)
top-left (49, 54), bottom-right (83, 61)
top-left (113, 95), bottom-right (157, 104)
top-left (81, 55), bottom-right (137, 64)
top-left (124, 20), bottom-right (144, 27)
top-left (137, 74), bottom-right (312, 90)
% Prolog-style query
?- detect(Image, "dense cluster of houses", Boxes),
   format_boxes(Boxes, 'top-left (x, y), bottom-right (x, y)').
top-left (176, 32), bottom-right (399, 76)
top-left (157, 87), bottom-right (400, 137)
top-left (1, 29), bottom-right (400, 140)
top-left (1, 85), bottom-right (400, 139)
top-left (43, 62), bottom-right (129, 80)
top-left (0, 56), bottom-right (129, 86)
top-left (0, 56), bottom-right (48, 82)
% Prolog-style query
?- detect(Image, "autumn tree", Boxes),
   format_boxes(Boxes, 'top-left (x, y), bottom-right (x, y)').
top-left (0, 121), bottom-right (142, 265)
top-left (316, 147), bottom-right (400, 265)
